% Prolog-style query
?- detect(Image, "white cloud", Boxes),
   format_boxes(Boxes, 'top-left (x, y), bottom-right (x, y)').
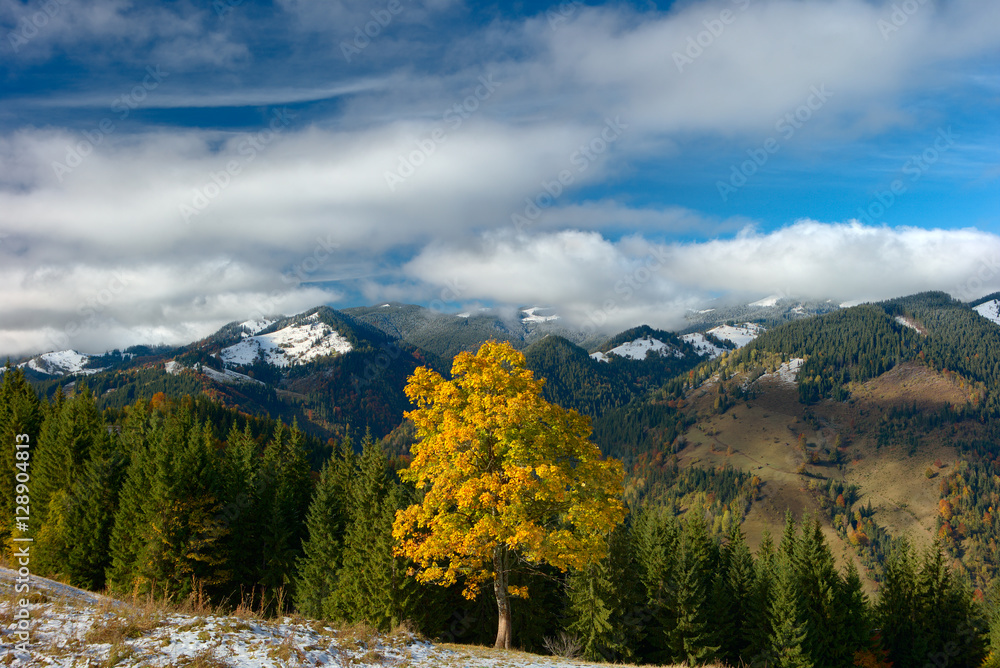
top-left (405, 222), bottom-right (1000, 332)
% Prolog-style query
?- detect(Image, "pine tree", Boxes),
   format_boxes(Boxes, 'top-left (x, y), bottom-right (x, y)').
top-left (792, 518), bottom-right (840, 667)
top-left (294, 435), bottom-right (354, 619)
top-left (0, 366), bottom-right (42, 555)
top-left (107, 400), bottom-right (159, 594)
top-left (744, 530), bottom-right (776, 666)
top-left (33, 384), bottom-right (106, 577)
top-left (257, 420), bottom-right (312, 609)
top-left (669, 511), bottom-right (719, 666)
top-left (874, 539), bottom-right (920, 666)
top-left (634, 506), bottom-right (680, 661)
top-left (328, 432), bottom-right (417, 629)
top-left (567, 519), bottom-right (644, 662)
top-left (62, 429), bottom-right (126, 590)
top-left (769, 549), bottom-right (812, 668)
top-left (835, 561), bottom-right (871, 665)
top-left (713, 522), bottom-right (756, 665)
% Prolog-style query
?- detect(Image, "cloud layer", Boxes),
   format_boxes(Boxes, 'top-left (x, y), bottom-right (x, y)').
top-left (0, 0), bottom-right (998, 356)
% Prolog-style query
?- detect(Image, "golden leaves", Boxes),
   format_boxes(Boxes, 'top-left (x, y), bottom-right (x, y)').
top-left (392, 340), bottom-right (627, 599)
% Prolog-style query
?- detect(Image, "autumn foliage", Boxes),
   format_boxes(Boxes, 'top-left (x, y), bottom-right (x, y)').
top-left (392, 340), bottom-right (626, 648)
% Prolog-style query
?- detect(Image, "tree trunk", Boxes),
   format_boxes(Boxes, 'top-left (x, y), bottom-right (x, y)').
top-left (493, 544), bottom-right (512, 650)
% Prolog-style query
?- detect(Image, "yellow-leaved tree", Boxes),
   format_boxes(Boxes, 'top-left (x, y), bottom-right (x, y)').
top-left (392, 340), bottom-right (626, 650)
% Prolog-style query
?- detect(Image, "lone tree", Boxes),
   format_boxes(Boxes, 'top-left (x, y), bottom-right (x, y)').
top-left (393, 340), bottom-right (626, 650)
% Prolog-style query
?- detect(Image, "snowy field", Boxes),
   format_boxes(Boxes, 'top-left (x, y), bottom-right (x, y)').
top-left (0, 568), bottom-right (677, 668)
top-left (221, 314), bottom-right (352, 367)
top-left (974, 299), bottom-right (1000, 326)
top-left (590, 336), bottom-right (683, 362)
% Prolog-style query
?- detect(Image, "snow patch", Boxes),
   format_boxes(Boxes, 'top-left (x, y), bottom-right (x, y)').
top-left (750, 295), bottom-right (781, 307)
top-left (456, 312), bottom-right (471, 318)
top-left (894, 316), bottom-right (922, 332)
top-left (681, 333), bottom-right (727, 359)
top-left (21, 350), bottom-right (100, 376)
top-left (974, 299), bottom-right (1000, 326)
top-left (592, 336), bottom-right (684, 362)
top-left (240, 318), bottom-right (275, 336)
top-left (200, 365), bottom-right (264, 385)
top-left (521, 306), bottom-right (560, 323)
top-left (221, 318), bottom-right (352, 367)
top-left (164, 360), bottom-right (184, 375)
top-left (0, 566), bottom-right (619, 668)
top-left (706, 323), bottom-right (764, 348)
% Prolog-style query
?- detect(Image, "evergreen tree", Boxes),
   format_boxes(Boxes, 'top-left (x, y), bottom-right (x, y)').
top-left (744, 530), bottom-right (776, 666)
top-left (713, 522), bottom-right (755, 665)
top-left (327, 431), bottom-right (417, 629)
top-left (294, 435), bottom-right (354, 619)
top-left (257, 420), bottom-right (312, 608)
top-left (669, 511), bottom-right (719, 666)
top-left (875, 539), bottom-right (921, 666)
top-left (567, 519), bottom-right (644, 662)
top-left (768, 549), bottom-right (812, 668)
top-left (634, 506), bottom-right (680, 661)
top-left (62, 429), bottom-right (127, 590)
top-left (0, 366), bottom-right (42, 554)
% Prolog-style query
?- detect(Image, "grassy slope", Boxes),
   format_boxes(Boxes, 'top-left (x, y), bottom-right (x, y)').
top-left (675, 359), bottom-right (982, 590)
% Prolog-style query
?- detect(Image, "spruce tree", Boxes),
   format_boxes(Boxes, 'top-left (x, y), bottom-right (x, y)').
top-left (634, 506), bottom-right (680, 661)
top-left (769, 550), bottom-right (812, 668)
top-left (567, 519), bottom-right (644, 662)
top-left (669, 511), bottom-right (719, 666)
top-left (327, 432), bottom-right (417, 629)
top-left (874, 539), bottom-right (920, 666)
top-left (294, 435), bottom-right (354, 619)
top-left (744, 530), bottom-right (777, 666)
top-left (0, 366), bottom-right (42, 554)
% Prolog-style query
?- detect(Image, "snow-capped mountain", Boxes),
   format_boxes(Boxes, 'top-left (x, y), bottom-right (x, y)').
top-left (706, 323), bottom-right (765, 347)
top-left (974, 299), bottom-right (1000, 326)
top-left (590, 335), bottom-right (685, 362)
top-left (681, 332), bottom-right (728, 359)
top-left (220, 313), bottom-right (352, 368)
top-left (4, 350), bottom-right (102, 376)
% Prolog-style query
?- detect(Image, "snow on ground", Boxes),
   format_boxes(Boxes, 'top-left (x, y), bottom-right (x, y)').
top-left (749, 295), bottom-right (780, 307)
top-left (591, 336), bottom-right (684, 362)
top-left (681, 333), bottom-right (727, 359)
top-left (456, 312), bottom-right (471, 318)
top-left (974, 299), bottom-right (1000, 326)
top-left (0, 568), bottom-right (640, 668)
top-left (240, 318), bottom-right (276, 336)
top-left (839, 299), bottom-right (866, 308)
top-left (894, 316), bottom-right (922, 333)
top-left (21, 351), bottom-right (96, 376)
top-left (520, 307), bottom-right (560, 323)
top-left (164, 360), bottom-right (262, 385)
top-left (221, 314), bottom-right (352, 367)
top-left (706, 323), bottom-right (764, 348)
top-left (765, 358), bottom-right (804, 385)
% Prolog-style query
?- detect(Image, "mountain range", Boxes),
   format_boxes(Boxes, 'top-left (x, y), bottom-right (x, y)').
top-left (8, 291), bottom-right (1000, 588)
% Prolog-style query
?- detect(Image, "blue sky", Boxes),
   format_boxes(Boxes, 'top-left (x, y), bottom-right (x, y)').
top-left (0, 0), bottom-right (998, 356)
